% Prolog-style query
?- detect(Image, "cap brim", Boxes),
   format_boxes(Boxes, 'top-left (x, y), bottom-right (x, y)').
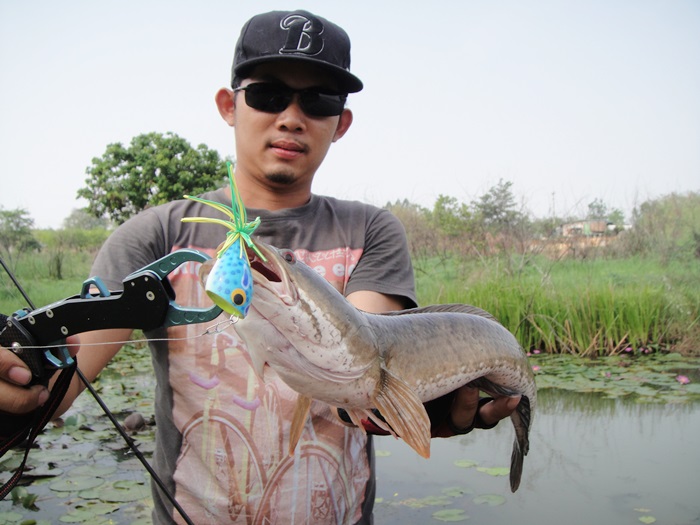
top-left (234, 55), bottom-right (363, 93)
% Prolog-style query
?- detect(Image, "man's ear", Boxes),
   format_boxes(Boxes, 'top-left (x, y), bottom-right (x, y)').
top-left (332, 108), bottom-right (353, 142)
top-left (215, 88), bottom-right (236, 126)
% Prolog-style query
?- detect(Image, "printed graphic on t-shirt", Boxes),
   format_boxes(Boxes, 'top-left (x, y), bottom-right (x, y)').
top-left (164, 245), bottom-right (370, 524)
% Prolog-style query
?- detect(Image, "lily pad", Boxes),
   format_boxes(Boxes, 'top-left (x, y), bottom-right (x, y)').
top-left (0, 511), bottom-right (23, 523)
top-left (420, 495), bottom-right (452, 506)
top-left (442, 486), bottom-right (473, 497)
top-left (70, 465), bottom-right (116, 477)
top-left (432, 508), bottom-right (470, 522)
top-left (473, 494), bottom-right (506, 506)
top-left (453, 459), bottom-right (478, 469)
top-left (638, 517), bottom-right (657, 524)
top-left (21, 465), bottom-right (64, 479)
top-left (99, 480), bottom-right (150, 503)
top-left (476, 467), bottom-right (510, 477)
top-left (50, 476), bottom-right (104, 493)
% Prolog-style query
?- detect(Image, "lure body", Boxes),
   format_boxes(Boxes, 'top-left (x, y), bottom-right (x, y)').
top-left (204, 237), bottom-right (253, 316)
top-left (181, 162), bottom-right (265, 318)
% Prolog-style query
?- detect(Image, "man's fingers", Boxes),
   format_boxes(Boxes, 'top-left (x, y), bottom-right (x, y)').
top-left (448, 386), bottom-right (480, 430)
top-left (0, 347), bottom-right (32, 386)
top-left (0, 346), bottom-right (49, 414)
top-left (479, 395), bottom-right (521, 427)
top-left (0, 382), bottom-right (49, 414)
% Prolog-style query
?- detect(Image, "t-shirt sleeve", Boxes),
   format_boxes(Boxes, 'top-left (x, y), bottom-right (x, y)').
top-left (89, 208), bottom-right (169, 291)
top-left (344, 208), bottom-right (417, 308)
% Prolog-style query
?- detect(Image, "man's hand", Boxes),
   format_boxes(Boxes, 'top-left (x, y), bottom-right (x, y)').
top-left (0, 346), bottom-right (50, 414)
top-left (424, 384), bottom-right (521, 438)
top-left (0, 335), bottom-right (80, 415)
top-left (448, 385), bottom-right (520, 434)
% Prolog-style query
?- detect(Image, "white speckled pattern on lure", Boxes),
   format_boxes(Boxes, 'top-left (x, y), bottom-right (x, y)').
top-left (231, 241), bottom-right (537, 492)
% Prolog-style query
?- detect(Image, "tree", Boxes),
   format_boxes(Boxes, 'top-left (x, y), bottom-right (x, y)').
top-left (431, 195), bottom-right (472, 237)
top-left (62, 208), bottom-right (111, 230)
top-left (626, 191), bottom-right (700, 260)
top-left (77, 132), bottom-right (229, 224)
top-left (0, 208), bottom-right (40, 270)
top-left (586, 198), bottom-right (608, 220)
top-left (471, 179), bottom-right (524, 231)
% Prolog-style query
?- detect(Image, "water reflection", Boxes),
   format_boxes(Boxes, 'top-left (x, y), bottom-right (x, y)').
top-left (374, 389), bottom-right (700, 524)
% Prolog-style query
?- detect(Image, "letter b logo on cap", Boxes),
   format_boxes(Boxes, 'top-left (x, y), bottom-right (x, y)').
top-left (279, 14), bottom-right (324, 56)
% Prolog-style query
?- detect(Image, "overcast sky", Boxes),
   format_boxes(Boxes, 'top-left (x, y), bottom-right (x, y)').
top-left (1, 0), bottom-right (698, 228)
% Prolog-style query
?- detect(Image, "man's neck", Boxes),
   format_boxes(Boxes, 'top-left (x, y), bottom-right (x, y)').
top-left (225, 178), bottom-right (312, 211)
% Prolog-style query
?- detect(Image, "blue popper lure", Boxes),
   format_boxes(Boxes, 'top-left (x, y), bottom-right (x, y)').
top-left (181, 162), bottom-right (266, 318)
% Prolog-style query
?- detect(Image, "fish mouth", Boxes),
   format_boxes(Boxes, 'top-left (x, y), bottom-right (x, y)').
top-left (246, 242), bottom-right (297, 306)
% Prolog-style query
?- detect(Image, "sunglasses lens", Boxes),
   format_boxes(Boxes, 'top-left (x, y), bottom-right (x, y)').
top-left (299, 92), bottom-right (345, 117)
top-left (241, 83), bottom-right (345, 117)
top-left (243, 84), bottom-right (291, 113)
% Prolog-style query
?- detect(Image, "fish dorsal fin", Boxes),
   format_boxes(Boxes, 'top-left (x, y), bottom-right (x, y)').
top-left (372, 368), bottom-right (431, 458)
top-left (381, 303), bottom-right (500, 324)
top-left (288, 394), bottom-right (312, 457)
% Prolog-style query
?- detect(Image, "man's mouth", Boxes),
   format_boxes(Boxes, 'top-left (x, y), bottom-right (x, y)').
top-left (269, 140), bottom-right (307, 159)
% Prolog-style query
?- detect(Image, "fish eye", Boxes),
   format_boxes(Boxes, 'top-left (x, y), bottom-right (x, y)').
top-left (280, 249), bottom-right (296, 263)
top-left (231, 288), bottom-right (247, 306)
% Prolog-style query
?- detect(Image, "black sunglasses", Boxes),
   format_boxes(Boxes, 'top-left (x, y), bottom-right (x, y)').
top-left (233, 82), bottom-right (347, 117)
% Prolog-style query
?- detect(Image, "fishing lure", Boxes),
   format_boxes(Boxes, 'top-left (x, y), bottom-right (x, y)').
top-left (181, 162), bottom-right (266, 318)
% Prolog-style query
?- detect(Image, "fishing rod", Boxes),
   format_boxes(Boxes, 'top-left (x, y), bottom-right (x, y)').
top-left (0, 252), bottom-right (224, 525)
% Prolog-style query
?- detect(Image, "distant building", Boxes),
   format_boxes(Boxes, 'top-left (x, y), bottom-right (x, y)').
top-left (561, 220), bottom-right (612, 237)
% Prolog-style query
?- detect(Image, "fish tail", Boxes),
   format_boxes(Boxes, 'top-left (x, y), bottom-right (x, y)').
top-left (509, 395), bottom-right (532, 492)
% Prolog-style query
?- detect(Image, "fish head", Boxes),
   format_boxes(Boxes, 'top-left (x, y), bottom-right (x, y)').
top-left (233, 240), bottom-right (375, 393)
top-left (199, 238), bottom-right (254, 318)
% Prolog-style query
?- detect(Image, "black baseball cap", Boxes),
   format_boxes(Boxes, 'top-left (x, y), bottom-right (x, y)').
top-left (232, 10), bottom-right (363, 93)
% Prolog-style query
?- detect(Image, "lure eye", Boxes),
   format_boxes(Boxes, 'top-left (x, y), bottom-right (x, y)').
top-left (231, 288), bottom-right (247, 306)
top-left (280, 249), bottom-right (296, 264)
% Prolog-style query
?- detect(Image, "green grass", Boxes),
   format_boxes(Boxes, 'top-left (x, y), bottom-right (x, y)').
top-left (415, 255), bottom-right (700, 356)
top-left (0, 250), bottom-right (95, 314)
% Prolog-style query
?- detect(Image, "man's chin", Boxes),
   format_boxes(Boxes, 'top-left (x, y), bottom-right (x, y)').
top-left (266, 173), bottom-right (296, 186)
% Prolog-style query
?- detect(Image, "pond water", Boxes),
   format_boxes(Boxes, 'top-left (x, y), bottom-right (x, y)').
top-left (1, 381), bottom-right (699, 524)
top-left (374, 389), bottom-right (700, 525)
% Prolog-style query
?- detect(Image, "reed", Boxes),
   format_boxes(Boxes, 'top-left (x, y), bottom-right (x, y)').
top-left (0, 250), bottom-right (94, 313)
top-left (415, 255), bottom-right (699, 355)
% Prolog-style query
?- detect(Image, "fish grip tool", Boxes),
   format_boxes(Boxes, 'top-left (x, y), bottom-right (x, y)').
top-left (0, 249), bottom-right (222, 387)
top-left (0, 249), bottom-right (222, 503)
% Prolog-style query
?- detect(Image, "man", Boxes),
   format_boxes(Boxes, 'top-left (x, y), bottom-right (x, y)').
top-left (0, 10), bottom-right (518, 524)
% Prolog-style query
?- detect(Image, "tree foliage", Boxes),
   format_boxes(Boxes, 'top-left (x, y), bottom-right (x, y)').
top-left (62, 208), bottom-right (111, 230)
top-left (471, 179), bottom-right (525, 230)
top-left (623, 191), bottom-right (700, 260)
top-left (0, 208), bottom-right (40, 270)
top-left (77, 132), bottom-right (228, 224)
top-left (586, 197), bottom-right (625, 228)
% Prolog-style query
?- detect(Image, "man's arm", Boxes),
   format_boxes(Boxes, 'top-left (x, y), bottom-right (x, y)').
top-left (0, 328), bottom-right (131, 420)
top-left (52, 329), bottom-right (132, 417)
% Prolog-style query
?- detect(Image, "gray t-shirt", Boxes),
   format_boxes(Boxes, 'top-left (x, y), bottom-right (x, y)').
top-left (90, 189), bottom-right (416, 524)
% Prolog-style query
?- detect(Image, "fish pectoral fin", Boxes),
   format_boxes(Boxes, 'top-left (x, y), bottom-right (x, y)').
top-left (288, 394), bottom-right (312, 457)
top-left (372, 368), bottom-right (431, 458)
top-left (248, 345), bottom-right (267, 380)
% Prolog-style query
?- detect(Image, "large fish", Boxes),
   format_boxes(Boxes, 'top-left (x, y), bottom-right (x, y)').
top-left (232, 242), bottom-right (537, 492)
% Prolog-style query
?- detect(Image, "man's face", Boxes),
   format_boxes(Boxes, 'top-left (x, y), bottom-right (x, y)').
top-left (230, 61), bottom-right (352, 195)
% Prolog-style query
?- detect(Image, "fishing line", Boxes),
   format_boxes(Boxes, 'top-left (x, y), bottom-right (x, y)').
top-left (0, 255), bottom-right (195, 525)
